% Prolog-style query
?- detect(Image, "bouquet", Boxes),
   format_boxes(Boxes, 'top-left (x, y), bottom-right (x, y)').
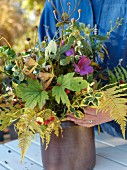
top-left (0, 3), bottom-right (127, 161)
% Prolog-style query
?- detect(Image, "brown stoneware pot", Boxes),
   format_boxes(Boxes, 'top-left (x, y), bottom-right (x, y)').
top-left (41, 121), bottom-right (96, 170)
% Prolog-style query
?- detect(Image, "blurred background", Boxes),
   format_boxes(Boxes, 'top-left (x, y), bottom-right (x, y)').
top-left (0, 0), bottom-right (45, 142)
top-left (0, 0), bottom-right (45, 52)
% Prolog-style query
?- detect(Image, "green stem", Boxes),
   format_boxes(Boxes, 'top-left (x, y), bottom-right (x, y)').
top-left (57, 25), bottom-right (64, 74)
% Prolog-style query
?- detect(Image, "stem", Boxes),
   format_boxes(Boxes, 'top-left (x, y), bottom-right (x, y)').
top-left (69, 0), bottom-right (82, 18)
top-left (34, 27), bottom-right (38, 53)
top-left (53, 27), bottom-right (62, 40)
top-left (59, 0), bottom-right (64, 14)
top-left (0, 34), bottom-right (11, 48)
top-left (57, 25), bottom-right (64, 73)
top-left (50, 0), bottom-right (62, 19)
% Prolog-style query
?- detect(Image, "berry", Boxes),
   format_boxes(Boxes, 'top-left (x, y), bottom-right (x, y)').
top-left (65, 89), bottom-right (71, 94)
top-left (120, 80), bottom-right (124, 84)
top-left (47, 86), bottom-right (53, 90)
top-left (36, 121), bottom-right (42, 125)
top-left (24, 49), bottom-right (27, 52)
top-left (50, 116), bottom-right (55, 122)
top-left (56, 82), bottom-right (61, 86)
top-left (44, 119), bottom-right (50, 126)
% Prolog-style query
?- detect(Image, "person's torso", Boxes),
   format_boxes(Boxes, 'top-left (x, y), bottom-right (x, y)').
top-left (53, 0), bottom-right (127, 69)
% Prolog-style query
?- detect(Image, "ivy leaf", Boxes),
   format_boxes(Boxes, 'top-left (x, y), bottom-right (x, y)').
top-left (16, 79), bottom-right (49, 109)
top-left (52, 73), bottom-right (88, 106)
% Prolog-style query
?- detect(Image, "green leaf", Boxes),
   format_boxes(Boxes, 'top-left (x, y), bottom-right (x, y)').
top-left (60, 57), bottom-right (71, 66)
top-left (121, 67), bottom-right (127, 79)
top-left (52, 86), bottom-right (70, 106)
top-left (19, 73), bottom-right (24, 81)
top-left (16, 79), bottom-right (49, 109)
top-left (69, 106), bottom-right (84, 119)
top-left (69, 77), bottom-right (88, 92)
top-left (108, 69), bottom-right (117, 83)
top-left (59, 44), bottom-right (71, 54)
top-left (91, 35), bottom-right (108, 41)
top-left (52, 73), bottom-right (88, 106)
top-left (38, 57), bottom-right (45, 65)
top-left (67, 36), bottom-right (75, 45)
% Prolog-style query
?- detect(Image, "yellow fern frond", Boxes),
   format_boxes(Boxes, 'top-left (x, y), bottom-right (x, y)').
top-left (18, 131), bottom-right (34, 161)
top-left (15, 109), bottom-right (38, 161)
top-left (98, 84), bottom-right (127, 138)
top-left (38, 109), bottom-right (62, 148)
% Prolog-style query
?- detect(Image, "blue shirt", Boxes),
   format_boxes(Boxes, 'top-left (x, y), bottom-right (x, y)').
top-left (39, 0), bottom-right (127, 69)
top-left (39, 0), bottom-right (127, 138)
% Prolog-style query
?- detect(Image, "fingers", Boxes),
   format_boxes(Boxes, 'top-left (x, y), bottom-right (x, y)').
top-left (67, 114), bottom-right (96, 127)
top-left (66, 106), bottom-right (114, 128)
top-left (83, 107), bottom-right (97, 115)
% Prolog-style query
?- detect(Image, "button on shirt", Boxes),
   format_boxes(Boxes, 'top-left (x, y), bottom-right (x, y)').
top-left (39, 0), bottom-right (127, 138)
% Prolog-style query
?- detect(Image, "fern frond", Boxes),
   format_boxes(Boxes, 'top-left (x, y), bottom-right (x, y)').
top-left (98, 84), bottom-right (127, 138)
top-left (108, 66), bottom-right (127, 84)
top-left (38, 109), bottom-right (62, 148)
top-left (18, 130), bottom-right (34, 161)
top-left (15, 109), bottom-right (37, 161)
top-left (121, 66), bottom-right (127, 79)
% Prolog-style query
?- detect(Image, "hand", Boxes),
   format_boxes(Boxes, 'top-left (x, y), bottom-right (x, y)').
top-left (67, 107), bottom-right (114, 127)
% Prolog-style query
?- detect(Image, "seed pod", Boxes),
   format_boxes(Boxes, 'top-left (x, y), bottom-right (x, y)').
top-left (26, 37), bottom-right (31, 41)
top-left (78, 9), bottom-right (82, 13)
top-left (67, 2), bottom-right (71, 6)
top-left (71, 18), bottom-right (75, 24)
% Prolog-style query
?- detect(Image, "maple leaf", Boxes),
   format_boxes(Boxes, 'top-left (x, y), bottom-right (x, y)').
top-left (52, 73), bottom-right (88, 106)
top-left (16, 79), bottom-right (49, 109)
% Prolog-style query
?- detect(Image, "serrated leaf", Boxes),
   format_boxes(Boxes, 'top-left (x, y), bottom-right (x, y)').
top-left (52, 73), bottom-right (88, 106)
top-left (52, 86), bottom-right (70, 106)
top-left (16, 79), bottom-right (49, 109)
top-left (98, 84), bottom-right (127, 138)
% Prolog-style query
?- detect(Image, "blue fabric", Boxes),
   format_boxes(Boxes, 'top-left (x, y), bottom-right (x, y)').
top-left (39, 0), bottom-right (127, 139)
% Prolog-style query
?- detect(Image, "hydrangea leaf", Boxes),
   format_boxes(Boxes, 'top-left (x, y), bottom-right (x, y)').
top-left (16, 79), bottom-right (49, 109)
top-left (52, 73), bottom-right (88, 106)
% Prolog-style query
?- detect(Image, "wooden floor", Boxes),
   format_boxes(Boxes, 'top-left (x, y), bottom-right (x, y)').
top-left (0, 132), bottom-right (127, 170)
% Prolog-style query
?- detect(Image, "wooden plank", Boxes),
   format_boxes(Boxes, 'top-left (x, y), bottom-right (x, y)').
top-left (5, 140), bottom-right (42, 166)
top-left (95, 132), bottom-right (127, 154)
top-left (0, 164), bottom-right (10, 170)
top-left (96, 141), bottom-right (127, 166)
top-left (94, 155), bottom-right (127, 170)
top-left (6, 140), bottom-right (127, 170)
top-left (95, 132), bottom-right (127, 147)
top-left (5, 132), bottom-right (127, 170)
top-left (0, 145), bottom-right (43, 170)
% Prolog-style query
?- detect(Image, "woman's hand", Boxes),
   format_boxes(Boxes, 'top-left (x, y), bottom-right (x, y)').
top-left (67, 107), bottom-right (114, 127)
